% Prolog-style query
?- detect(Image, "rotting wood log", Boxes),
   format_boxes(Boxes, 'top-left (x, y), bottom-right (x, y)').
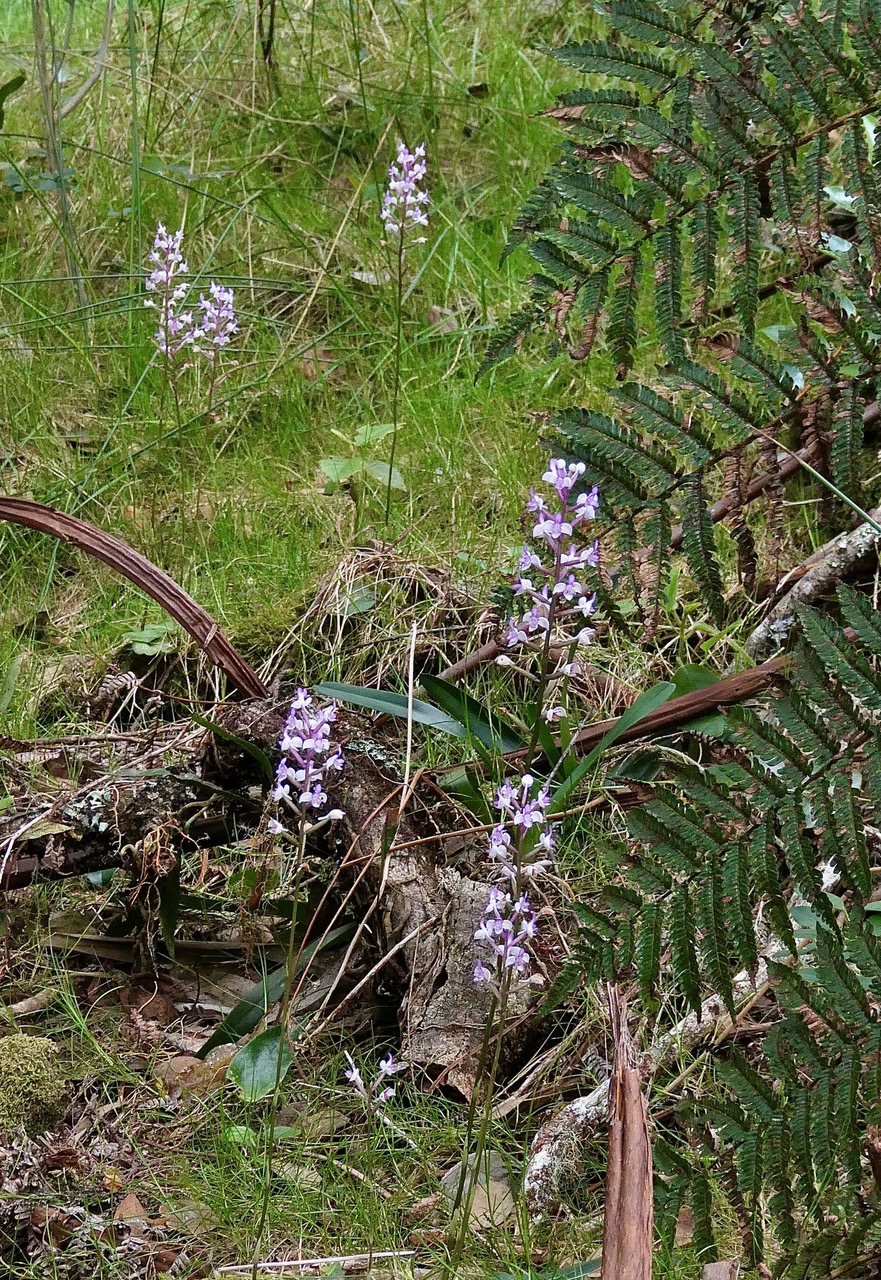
top-left (1, 653), bottom-right (790, 892)
top-left (0, 498), bottom-right (267, 698)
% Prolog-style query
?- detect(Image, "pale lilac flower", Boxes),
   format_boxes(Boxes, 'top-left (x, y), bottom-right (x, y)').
top-left (344, 1051), bottom-right (404, 1114)
top-left (272, 688), bottom-right (344, 819)
top-left (381, 142), bottom-right (429, 242)
top-left (194, 281), bottom-right (238, 359)
top-left (503, 459), bottom-right (601, 684)
top-left (473, 775), bottom-right (554, 987)
top-left (542, 705), bottom-right (567, 723)
top-left (145, 223), bottom-right (195, 360)
top-left (144, 223), bottom-right (239, 367)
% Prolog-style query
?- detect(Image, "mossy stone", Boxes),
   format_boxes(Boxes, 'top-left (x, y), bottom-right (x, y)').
top-left (0, 1034), bottom-right (69, 1139)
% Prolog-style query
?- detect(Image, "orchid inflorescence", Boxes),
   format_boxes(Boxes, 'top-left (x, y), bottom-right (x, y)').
top-left (503, 459), bottom-right (600, 716)
top-left (269, 688), bottom-right (344, 832)
top-left (473, 773), bottom-right (552, 989)
top-left (344, 1051), bottom-right (404, 1114)
top-left (380, 142), bottom-right (429, 245)
top-left (144, 223), bottom-right (238, 365)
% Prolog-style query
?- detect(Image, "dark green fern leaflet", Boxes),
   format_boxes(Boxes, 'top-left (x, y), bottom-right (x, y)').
top-left (571, 600), bottom-right (881, 1271)
top-left (490, 0), bottom-right (881, 616)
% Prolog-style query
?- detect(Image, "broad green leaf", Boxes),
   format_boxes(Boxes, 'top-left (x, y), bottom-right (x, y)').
top-left (362, 459), bottom-right (406, 489)
top-left (121, 622), bottom-right (177, 655)
top-left (223, 1124), bottom-right (301, 1145)
top-left (228, 1025), bottom-right (294, 1101)
top-left (354, 422), bottom-right (395, 448)
top-left (314, 682), bottom-right (468, 738)
top-left (320, 457), bottom-right (363, 484)
top-left (420, 675), bottom-right (526, 753)
top-left (670, 663), bottom-right (719, 695)
top-left (548, 681), bottom-right (676, 813)
top-left (196, 924), bottom-right (353, 1057)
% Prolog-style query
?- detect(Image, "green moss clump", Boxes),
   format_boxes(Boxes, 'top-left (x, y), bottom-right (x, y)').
top-left (0, 1034), bottom-right (69, 1139)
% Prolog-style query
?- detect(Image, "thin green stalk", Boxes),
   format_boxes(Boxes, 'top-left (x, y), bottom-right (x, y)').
top-left (384, 232), bottom-right (406, 528)
top-left (250, 821), bottom-right (309, 1279)
top-left (127, 0), bottom-right (143, 383)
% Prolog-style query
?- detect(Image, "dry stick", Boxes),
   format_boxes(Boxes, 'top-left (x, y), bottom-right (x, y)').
top-left (58, 0), bottom-right (116, 118)
top-left (0, 498), bottom-right (267, 698)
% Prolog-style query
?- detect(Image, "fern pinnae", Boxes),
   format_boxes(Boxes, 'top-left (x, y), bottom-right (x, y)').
top-left (477, 300), bottom-right (542, 375)
top-left (546, 39), bottom-right (678, 90)
top-left (770, 692), bottom-right (837, 768)
top-left (609, 0), bottom-right (695, 48)
top-left (502, 180), bottom-right (558, 262)
top-left (638, 791), bottom-right (726, 859)
top-left (693, 93), bottom-right (762, 165)
top-left (613, 381), bottom-right (715, 462)
top-left (698, 847), bottom-right (736, 1017)
top-left (732, 173), bottom-right (761, 338)
top-left (829, 383), bottom-right (865, 507)
top-left (672, 358), bottom-right (757, 441)
top-left (730, 338), bottom-right (793, 404)
top-left (815, 927), bottom-right (875, 1030)
top-left (654, 222), bottom-right (685, 359)
top-left (607, 253), bottom-right (640, 374)
top-left (633, 105), bottom-right (723, 180)
top-left (827, 771), bottom-right (871, 899)
top-left (689, 199), bottom-right (719, 326)
top-left (528, 235), bottom-right (590, 285)
top-left (797, 605), bottom-right (881, 719)
top-left (763, 21), bottom-right (836, 115)
top-left (722, 838), bottom-right (759, 974)
top-left (635, 898), bottom-right (664, 1002)
top-left (716, 1049), bottom-right (779, 1123)
top-left (791, 10), bottom-right (873, 104)
top-left (680, 473), bottom-right (727, 626)
top-left (844, 120), bottom-right (881, 260)
top-left (729, 704), bottom-right (815, 784)
top-left (836, 583), bottom-right (881, 657)
top-left (553, 406), bottom-right (678, 505)
top-left (552, 169), bottom-right (649, 238)
top-left (777, 795), bottom-right (841, 932)
top-left (670, 880), bottom-right (702, 1012)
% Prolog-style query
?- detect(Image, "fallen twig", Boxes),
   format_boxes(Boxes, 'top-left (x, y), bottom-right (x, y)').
top-left (215, 1250), bottom-right (415, 1275)
top-left (0, 498), bottom-right (267, 698)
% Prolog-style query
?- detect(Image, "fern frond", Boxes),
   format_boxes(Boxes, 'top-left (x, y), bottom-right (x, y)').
top-left (698, 848), bottom-right (736, 1017)
top-left (635, 898), bottom-right (663, 1002)
top-left (721, 838), bottom-right (758, 974)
